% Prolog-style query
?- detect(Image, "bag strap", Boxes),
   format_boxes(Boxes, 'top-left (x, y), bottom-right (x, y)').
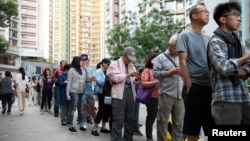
top-left (147, 68), bottom-right (150, 81)
top-left (163, 52), bottom-right (177, 68)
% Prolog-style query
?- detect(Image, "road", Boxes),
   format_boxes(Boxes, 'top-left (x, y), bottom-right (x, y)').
top-left (0, 99), bottom-right (156, 141)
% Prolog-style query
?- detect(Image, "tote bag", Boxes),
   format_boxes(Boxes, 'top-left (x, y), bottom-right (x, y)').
top-left (136, 69), bottom-right (153, 104)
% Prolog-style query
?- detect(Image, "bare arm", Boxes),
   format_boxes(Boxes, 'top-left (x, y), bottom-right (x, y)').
top-left (178, 52), bottom-right (191, 93)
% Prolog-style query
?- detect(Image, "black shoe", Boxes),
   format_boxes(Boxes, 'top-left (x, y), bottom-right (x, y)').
top-left (61, 122), bottom-right (67, 126)
top-left (54, 114), bottom-right (59, 117)
top-left (134, 130), bottom-right (143, 136)
top-left (2, 109), bottom-right (6, 115)
top-left (79, 127), bottom-right (87, 132)
top-left (91, 130), bottom-right (100, 136)
top-left (100, 128), bottom-right (110, 133)
top-left (69, 127), bottom-right (77, 133)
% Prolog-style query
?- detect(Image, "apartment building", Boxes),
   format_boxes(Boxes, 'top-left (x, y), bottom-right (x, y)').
top-left (0, 0), bottom-right (49, 73)
top-left (49, 0), bottom-right (67, 64)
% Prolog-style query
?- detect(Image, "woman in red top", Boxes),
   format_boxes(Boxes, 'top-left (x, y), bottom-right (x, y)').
top-left (141, 53), bottom-right (159, 141)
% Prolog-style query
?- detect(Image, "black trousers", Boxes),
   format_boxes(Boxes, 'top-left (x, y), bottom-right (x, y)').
top-left (1, 93), bottom-right (13, 112)
top-left (95, 94), bottom-right (112, 124)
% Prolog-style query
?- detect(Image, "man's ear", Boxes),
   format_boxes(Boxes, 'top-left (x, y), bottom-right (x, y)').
top-left (219, 17), bottom-right (227, 24)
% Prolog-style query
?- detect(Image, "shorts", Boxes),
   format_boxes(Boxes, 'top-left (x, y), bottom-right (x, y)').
top-left (182, 83), bottom-right (215, 136)
top-left (82, 93), bottom-right (95, 105)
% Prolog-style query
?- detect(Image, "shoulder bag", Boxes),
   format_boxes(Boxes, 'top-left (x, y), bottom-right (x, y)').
top-left (136, 69), bottom-right (154, 104)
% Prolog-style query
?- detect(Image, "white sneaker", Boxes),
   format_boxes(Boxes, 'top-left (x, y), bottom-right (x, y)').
top-left (20, 111), bottom-right (24, 115)
top-left (83, 122), bottom-right (88, 129)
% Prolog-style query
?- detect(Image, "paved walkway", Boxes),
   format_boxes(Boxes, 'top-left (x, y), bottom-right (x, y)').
top-left (0, 99), bottom-right (156, 141)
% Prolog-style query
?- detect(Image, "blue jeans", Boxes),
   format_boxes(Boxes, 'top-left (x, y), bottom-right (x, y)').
top-left (54, 86), bottom-right (59, 115)
top-left (68, 92), bottom-right (84, 126)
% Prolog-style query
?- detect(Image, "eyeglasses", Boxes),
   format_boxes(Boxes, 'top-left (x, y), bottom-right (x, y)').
top-left (196, 10), bottom-right (210, 14)
top-left (224, 12), bottom-right (241, 17)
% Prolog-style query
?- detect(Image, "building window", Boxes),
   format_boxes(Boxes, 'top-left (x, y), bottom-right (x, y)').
top-left (22, 17), bottom-right (27, 21)
top-left (22, 24), bottom-right (26, 29)
top-left (22, 34), bottom-right (26, 39)
top-left (12, 31), bottom-right (17, 38)
top-left (165, 1), bottom-right (176, 11)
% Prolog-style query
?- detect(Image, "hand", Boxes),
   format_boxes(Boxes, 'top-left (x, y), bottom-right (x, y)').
top-left (66, 95), bottom-right (71, 100)
top-left (64, 80), bottom-right (67, 83)
top-left (131, 72), bottom-right (140, 77)
top-left (169, 68), bottom-right (181, 75)
top-left (90, 75), bottom-right (95, 80)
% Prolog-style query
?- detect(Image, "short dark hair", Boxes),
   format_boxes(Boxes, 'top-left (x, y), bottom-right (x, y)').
top-left (5, 71), bottom-right (11, 77)
top-left (213, 2), bottom-right (241, 26)
top-left (60, 60), bottom-right (66, 65)
top-left (64, 64), bottom-right (71, 71)
top-left (189, 3), bottom-right (205, 21)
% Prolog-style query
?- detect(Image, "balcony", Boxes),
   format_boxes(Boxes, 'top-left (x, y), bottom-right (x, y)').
top-left (114, 0), bottom-right (119, 4)
top-left (114, 12), bottom-right (119, 17)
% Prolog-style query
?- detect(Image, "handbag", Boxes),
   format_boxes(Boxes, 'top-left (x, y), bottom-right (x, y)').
top-left (104, 96), bottom-right (112, 105)
top-left (136, 69), bottom-right (154, 104)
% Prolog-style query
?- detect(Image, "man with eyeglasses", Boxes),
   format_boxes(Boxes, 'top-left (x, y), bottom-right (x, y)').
top-left (208, 2), bottom-right (250, 125)
top-left (176, 3), bottom-right (215, 141)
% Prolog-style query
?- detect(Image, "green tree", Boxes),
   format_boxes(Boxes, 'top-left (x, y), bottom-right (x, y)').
top-left (0, 0), bottom-right (18, 53)
top-left (0, 36), bottom-right (9, 53)
top-left (0, 0), bottom-right (18, 27)
top-left (106, 0), bottom-right (183, 63)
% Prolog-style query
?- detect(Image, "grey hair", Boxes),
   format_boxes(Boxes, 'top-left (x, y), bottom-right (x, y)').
top-left (168, 34), bottom-right (178, 44)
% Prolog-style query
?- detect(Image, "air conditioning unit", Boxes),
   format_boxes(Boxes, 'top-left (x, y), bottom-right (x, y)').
top-left (114, 12), bottom-right (119, 16)
top-left (114, 0), bottom-right (119, 4)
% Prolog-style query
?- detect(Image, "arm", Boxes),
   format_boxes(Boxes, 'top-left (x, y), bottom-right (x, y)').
top-left (209, 38), bottom-right (249, 76)
top-left (107, 60), bottom-right (139, 84)
top-left (95, 69), bottom-right (105, 87)
top-left (141, 69), bottom-right (158, 88)
top-left (153, 54), bottom-right (181, 79)
top-left (66, 69), bottom-right (73, 100)
top-left (57, 75), bottom-right (66, 87)
top-left (107, 61), bottom-right (126, 83)
top-left (178, 52), bottom-right (191, 92)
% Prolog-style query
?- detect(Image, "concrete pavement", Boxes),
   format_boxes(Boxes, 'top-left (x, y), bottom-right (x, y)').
top-left (0, 99), bottom-right (157, 141)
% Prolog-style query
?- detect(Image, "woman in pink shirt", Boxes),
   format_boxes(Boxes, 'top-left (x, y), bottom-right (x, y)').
top-left (141, 53), bottom-right (159, 141)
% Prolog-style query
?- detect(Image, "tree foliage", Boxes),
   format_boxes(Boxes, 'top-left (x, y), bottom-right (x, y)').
top-left (0, 36), bottom-right (9, 53)
top-left (106, 0), bottom-right (183, 63)
top-left (0, 0), bottom-right (18, 53)
top-left (0, 0), bottom-right (18, 27)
